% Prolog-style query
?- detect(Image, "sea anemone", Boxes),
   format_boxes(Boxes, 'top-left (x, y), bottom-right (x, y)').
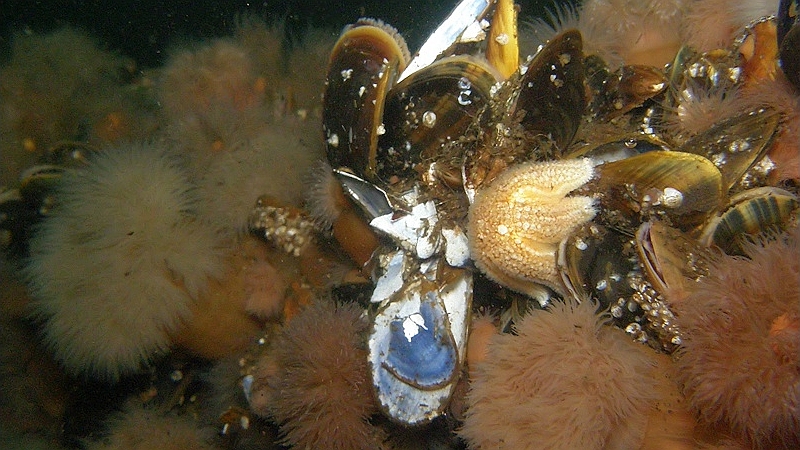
top-left (233, 17), bottom-right (334, 114)
top-left (83, 401), bottom-right (218, 450)
top-left (519, 2), bottom-right (582, 55)
top-left (304, 160), bottom-right (346, 230)
top-left (193, 117), bottom-right (324, 236)
top-left (682, 0), bottom-right (776, 52)
top-left (739, 76), bottom-right (800, 182)
top-left (681, 0), bottom-right (739, 52)
top-left (578, 0), bottom-right (684, 67)
top-left (0, 316), bottom-right (69, 439)
top-left (660, 83), bottom-right (743, 146)
top-left (0, 27), bottom-right (155, 186)
top-left (160, 39), bottom-right (261, 124)
top-left (232, 16), bottom-right (285, 80)
top-left (283, 27), bottom-right (337, 113)
top-left (25, 143), bottom-right (226, 380)
top-left (158, 25), bottom-right (325, 238)
top-left (159, 38), bottom-right (271, 162)
top-left (170, 236), bottom-right (285, 359)
top-left (672, 227), bottom-right (800, 449)
top-left (460, 299), bottom-right (658, 449)
top-left (249, 299), bottom-right (385, 449)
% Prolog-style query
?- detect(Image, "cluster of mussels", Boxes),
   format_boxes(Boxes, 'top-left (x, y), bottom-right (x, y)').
top-left (3, 0), bottom-right (797, 446)
top-left (248, 0), bottom-right (800, 427)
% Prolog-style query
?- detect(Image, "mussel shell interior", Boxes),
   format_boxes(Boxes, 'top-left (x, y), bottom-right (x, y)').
top-left (636, 220), bottom-right (713, 300)
top-left (383, 291), bottom-right (458, 389)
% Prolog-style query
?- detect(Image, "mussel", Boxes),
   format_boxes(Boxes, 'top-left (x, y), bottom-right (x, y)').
top-left (677, 107), bottom-right (780, 192)
top-left (778, 0), bottom-right (800, 89)
top-left (591, 150), bottom-right (725, 231)
top-left (508, 29), bottom-right (585, 155)
top-left (589, 64), bottom-right (667, 121)
top-left (636, 219), bottom-right (715, 306)
top-left (700, 186), bottom-right (799, 255)
top-left (376, 55), bottom-right (500, 182)
top-left (322, 19), bottom-right (410, 179)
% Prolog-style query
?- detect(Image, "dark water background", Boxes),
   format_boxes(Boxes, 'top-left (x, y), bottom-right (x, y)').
top-left (0, 0), bottom-right (556, 67)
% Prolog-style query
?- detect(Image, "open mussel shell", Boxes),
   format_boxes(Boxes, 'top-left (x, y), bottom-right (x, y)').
top-left (323, 19), bottom-right (409, 179)
top-left (636, 220), bottom-right (714, 305)
top-left (377, 55), bottom-right (500, 182)
top-left (677, 107), bottom-right (780, 192)
top-left (558, 221), bottom-right (683, 350)
top-left (510, 28), bottom-right (585, 155)
top-left (558, 222), bottom-right (635, 307)
top-left (700, 186), bottom-right (799, 255)
top-left (557, 222), bottom-right (649, 336)
top-left (593, 150), bottom-right (725, 231)
top-left (368, 261), bottom-right (471, 425)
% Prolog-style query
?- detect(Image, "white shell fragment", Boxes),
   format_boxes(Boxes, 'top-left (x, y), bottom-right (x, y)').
top-left (334, 169), bottom-right (394, 219)
top-left (442, 225), bottom-right (470, 267)
top-left (399, 0), bottom-right (492, 82)
top-left (241, 374), bottom-right (254, 403)
top-left (370, 250), bottom-right (408, 304)
top-left (371, 200), bottom-right (441, 259)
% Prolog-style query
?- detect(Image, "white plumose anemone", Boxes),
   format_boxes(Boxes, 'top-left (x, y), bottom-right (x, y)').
top-left (25, 143), bottom-right (226, 380)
